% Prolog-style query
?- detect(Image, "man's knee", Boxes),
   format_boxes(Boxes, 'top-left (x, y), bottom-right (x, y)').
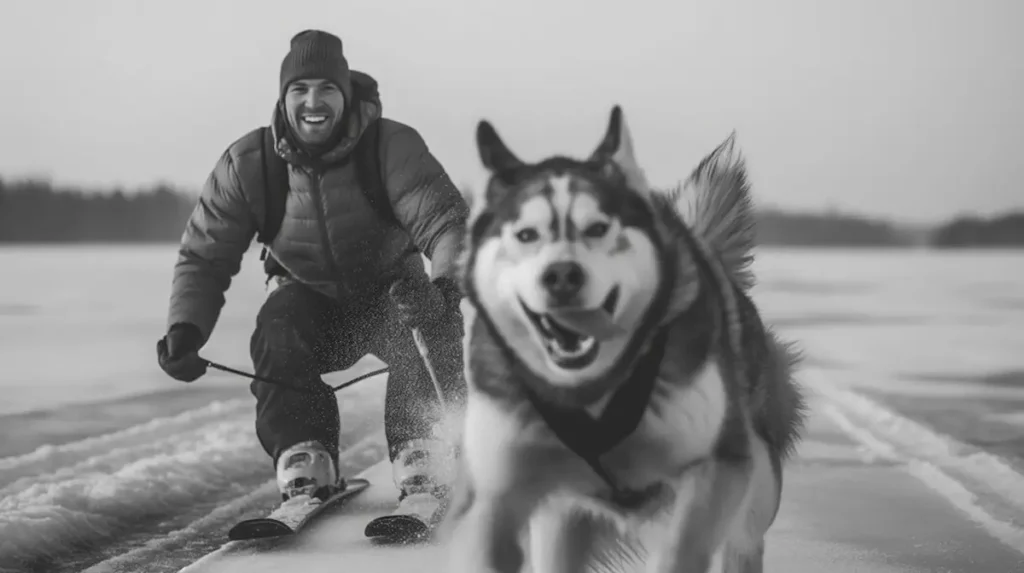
top-left (250, 283), bottom-right (331, 377)
top-left (256, 283), bottom-right (322, 330)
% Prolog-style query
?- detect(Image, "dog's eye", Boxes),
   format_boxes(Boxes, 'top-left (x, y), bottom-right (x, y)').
top-left (582, 221), bottom-right (610, 239)
top-left (515, 228), bottom-right (540, 243)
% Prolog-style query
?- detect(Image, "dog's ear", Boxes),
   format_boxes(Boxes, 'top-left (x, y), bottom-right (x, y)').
top-left (589, 105), bottom-right (650, 194)
top-left (476, 120), bottom-right (525, 174)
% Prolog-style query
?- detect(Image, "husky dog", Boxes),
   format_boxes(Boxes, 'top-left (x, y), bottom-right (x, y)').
top-left (443, 106), bottom-right (807, 573)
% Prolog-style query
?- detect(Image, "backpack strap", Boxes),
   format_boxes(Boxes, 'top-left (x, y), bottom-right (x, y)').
top-left (352, 118), bottom-right (399, 226)
top-left (258, 118), bottom-right (396, 244)
top-left (255, 118), bottom-right (401, 278)
top-left (257, 126), bottom-right (290, 262)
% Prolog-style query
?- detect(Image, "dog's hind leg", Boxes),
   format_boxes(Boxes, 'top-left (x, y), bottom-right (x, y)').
top-left (719, 433), bottom-right (780, 573)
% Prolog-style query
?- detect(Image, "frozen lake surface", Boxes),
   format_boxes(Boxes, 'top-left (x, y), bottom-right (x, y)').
top-left (0, 244), bottom-right (1022, 572)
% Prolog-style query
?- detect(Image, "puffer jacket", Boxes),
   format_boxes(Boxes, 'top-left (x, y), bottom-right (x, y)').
top-left (166, 71), bottom-right (468, 343)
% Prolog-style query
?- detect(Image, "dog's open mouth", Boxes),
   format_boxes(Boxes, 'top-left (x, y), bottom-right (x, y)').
top-left (520, 287), bottom-right (620, 370)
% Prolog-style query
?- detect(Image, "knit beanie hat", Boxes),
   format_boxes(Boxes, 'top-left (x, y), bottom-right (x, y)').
top-left (279, 30), bottom-right (352, 101)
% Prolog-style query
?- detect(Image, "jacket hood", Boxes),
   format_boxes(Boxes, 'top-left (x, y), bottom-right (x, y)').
top-left (271, 70), bottom-right (382, 167)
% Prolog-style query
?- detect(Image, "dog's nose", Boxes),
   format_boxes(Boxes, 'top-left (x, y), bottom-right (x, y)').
top-left (540, 261), bottom-right (586, 298)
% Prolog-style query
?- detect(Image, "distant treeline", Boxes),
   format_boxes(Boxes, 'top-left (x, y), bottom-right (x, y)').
top-left (0, 179), bottom-right (195, 243)
top-left (756, 208), bottom-right (921, 248)
top-left (929, 212), bottom-right (1024, 248)
top-left (0, 177), bottom-right (1022, 248)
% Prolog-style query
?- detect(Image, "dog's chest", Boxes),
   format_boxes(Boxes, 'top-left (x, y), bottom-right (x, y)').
top-left (599, 361), bottom-right (728, 489)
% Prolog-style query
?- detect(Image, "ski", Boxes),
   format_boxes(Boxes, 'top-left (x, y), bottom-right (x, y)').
top-left (364, 490), bottom-right (446, 543)
top-left (227, 477), bottom-right (371, 541)
top-left (364, 514), bottom-right (431, 542)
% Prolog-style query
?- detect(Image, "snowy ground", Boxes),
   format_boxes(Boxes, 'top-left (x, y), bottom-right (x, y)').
top-left (170, 389), bottom-right (1024, 573)
top-left (0, 244), bottom-right (1022, 572)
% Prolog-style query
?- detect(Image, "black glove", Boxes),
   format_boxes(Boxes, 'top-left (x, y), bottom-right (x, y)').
top-left (157, 322), bottom-right (207, 382)
top-left (432, 277), bottom-right (464, 314)
top-left (389, 277), bottom-right (460, 330)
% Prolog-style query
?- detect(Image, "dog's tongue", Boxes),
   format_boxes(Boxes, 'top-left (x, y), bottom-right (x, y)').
top-left (548, 309), bottom-right (623, 341)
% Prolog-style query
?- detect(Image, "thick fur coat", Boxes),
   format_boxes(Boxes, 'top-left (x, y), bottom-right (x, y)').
top-left (442, 106), bottom-right (806, 573)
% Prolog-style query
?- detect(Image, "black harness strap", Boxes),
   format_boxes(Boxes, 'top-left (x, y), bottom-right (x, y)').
top-left (524, 328), bottom-right (671, 497)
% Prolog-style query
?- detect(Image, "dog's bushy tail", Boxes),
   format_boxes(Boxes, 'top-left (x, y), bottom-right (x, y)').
top-left (661, 132), bottom-right (757, 292)
top-left (761, 328), bottom-right (808, 460)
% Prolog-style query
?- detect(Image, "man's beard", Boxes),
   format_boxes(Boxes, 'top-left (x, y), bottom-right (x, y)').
top-left (286, 106), bottom-right (348, 158)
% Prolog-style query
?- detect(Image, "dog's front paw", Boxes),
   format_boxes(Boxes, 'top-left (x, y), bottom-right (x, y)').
top-left (449, 541), bottom-right (524, 573)
top-left (447, 509), bottom-right (526, 573)
top-left (646, 550), bottom-right (714, 573)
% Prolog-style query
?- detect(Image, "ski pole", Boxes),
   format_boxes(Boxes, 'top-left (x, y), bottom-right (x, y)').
top-left (198, 277), bottom-right (444, 399)
top-left (388, 277), bottom-right (450, 409)
top-left (410, 326), bottom-right (448, 409)
top-left (202, 358), bottom-right (388, 394)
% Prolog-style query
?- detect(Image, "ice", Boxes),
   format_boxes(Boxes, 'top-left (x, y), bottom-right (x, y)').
top-left (0, 244), bottom-right (1022, 571)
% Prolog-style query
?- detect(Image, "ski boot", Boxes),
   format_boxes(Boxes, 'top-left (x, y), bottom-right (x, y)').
top-left (265, 440), bottom-right (344, 528)
top-left (277, 440), bottom-right (340, 501)
top-left (364, 438), bottom-right (457, 542)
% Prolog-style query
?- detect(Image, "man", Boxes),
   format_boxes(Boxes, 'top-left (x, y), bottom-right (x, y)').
top-left (155, 29), bottom-right (469, 523)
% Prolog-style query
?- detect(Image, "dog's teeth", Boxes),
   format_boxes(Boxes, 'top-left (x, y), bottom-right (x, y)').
top-left (550, 336), bottom-right (595, 360)
top-left (579, 337), bottom-right (596, 353)
top-left (540, 316), bottom-right (554, 333)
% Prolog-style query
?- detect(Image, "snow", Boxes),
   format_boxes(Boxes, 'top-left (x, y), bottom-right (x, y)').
top-left (822, 399), bottom-right (1024, 552)
top-left (0, 244), bottom-right (1023, 571)
top-left (152, 394), bottom-right (1024, 573)
top-left (0, 402), bottom-right (261, 563)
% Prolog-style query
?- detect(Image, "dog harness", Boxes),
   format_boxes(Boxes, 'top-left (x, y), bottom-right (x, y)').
top-left (523, 327), bottom-right (671, 504)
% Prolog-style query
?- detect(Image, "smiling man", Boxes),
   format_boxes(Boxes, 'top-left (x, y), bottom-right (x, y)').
top-left (287, 79), bottom-right (340, 142)
top-left (155, 30), bottom-right (469, 533)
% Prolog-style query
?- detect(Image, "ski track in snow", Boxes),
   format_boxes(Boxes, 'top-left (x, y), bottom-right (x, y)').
top-left (0, 398), bottom-right (262, 572)
top-left (815, 378), bottom-right (1024, 555)
top-left (81, 434), bottom-right (388, 573)
top-left (5, 381), bottom-right (1024, 572)
top-left (0, 390), bottom-right (384, 573)
top-left (0, 399), bottom-right (251, 495)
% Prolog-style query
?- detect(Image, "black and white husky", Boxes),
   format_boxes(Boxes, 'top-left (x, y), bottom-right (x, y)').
top-left (443, 106), bottom-right (807, 573)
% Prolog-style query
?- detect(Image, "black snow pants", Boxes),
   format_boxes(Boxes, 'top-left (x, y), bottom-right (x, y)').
top-left (248, 279), bottom-right (466, 468)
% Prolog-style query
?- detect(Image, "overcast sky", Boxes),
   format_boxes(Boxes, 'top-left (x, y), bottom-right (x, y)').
top-left (1, 0), bottom-right (1021, 223)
